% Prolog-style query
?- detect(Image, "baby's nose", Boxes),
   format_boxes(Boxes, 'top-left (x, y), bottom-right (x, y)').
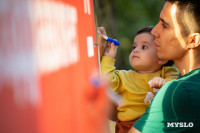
top-left (133, 48), bottom-right (139, 53)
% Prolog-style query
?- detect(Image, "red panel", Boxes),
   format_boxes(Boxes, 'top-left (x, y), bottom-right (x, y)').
top-left (0, 0), bottom-right (108, 133)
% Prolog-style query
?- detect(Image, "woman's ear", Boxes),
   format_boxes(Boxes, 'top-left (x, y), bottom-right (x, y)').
top-left (158, 59), bottom-right (168, 65)
top-left (187, 33), bottom-right (200, 49)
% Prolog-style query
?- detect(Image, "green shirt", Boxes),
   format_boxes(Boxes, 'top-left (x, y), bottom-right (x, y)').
top-left (134, 68), bottom-right (200, 133)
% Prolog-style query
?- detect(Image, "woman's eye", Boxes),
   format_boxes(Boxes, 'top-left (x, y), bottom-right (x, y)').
top-left (142, 45), bottom-right (147, 49)
top-left (162, 23), bottom-right (167, 28)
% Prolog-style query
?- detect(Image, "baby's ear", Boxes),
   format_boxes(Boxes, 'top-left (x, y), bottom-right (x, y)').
top-left (158, 59), bottom-right (168, 65)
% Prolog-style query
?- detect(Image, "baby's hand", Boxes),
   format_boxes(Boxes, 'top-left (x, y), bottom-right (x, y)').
top-left (145, 77), bottom-right (166, 104)
top-left (97, 27), bottom-right (108, 59)
top-left (150, 77), bottom-right (166, 90)
top-left (104, 42), bottom-right (118, 59)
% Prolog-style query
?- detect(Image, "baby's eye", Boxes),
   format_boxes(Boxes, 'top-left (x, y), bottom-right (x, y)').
top-left (142, 45), bottom-right (148, 49)
top-left (132, 46), bottom-right (136, 50)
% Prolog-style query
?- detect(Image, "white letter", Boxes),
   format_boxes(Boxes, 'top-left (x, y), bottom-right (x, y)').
top-left (174, 122), bottom-right (179, 127)
top-left (167, 122), bottom-right (174, 127)
top-left (188, 122), bottom-right (194, 127)
top-left (184, 122), bottom-right (189, 127)
top-left (179, 122), bottom-right (183, 127)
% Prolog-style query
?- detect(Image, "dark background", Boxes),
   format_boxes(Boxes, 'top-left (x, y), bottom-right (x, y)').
top-left (94, 0), bottom-right (164, 70)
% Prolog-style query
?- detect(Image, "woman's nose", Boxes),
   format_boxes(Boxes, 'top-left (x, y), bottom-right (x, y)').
top-left (151, 24), bottom-right (160, 38)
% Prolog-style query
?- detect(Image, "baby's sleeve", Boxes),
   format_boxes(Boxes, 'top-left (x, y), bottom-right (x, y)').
top-left (101, 56), bottom-right (122, 92)
top-left (161, 66), bottom-right (179, 81)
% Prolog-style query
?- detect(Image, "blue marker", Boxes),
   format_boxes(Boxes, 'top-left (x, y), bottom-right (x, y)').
top-left (102, 35), bottom-right (120, 46)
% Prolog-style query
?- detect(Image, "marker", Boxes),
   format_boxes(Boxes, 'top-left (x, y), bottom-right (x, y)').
top-left (102, 35), bottom-right (120, 46)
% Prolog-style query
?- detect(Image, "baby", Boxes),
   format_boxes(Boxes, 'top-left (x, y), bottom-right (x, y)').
top-left (98, 26), bottom-right (179, 133)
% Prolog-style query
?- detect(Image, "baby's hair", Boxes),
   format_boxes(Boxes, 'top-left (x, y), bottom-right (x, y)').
top-left (135, 26), bottom-right (174, 67)
top-left (136, 26), bottom-right (154, 36)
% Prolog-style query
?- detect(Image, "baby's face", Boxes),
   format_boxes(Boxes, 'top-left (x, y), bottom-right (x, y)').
top-left (129, 32), bottom-right (162, 72)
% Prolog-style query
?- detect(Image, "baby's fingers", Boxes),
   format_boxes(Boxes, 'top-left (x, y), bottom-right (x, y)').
top-left (150, 77), bottom-right (166, 88)
top-left (110, 43), bottom-right (118, 50)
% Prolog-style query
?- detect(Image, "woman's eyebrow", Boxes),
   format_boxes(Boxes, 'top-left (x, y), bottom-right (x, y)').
top-left (160, 18), bottom-right (170, 27)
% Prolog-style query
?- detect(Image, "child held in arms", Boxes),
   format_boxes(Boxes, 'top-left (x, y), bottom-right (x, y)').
top-left (98, 26), bottom-right (179, 133)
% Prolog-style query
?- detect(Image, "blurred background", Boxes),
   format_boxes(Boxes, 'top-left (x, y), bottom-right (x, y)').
top-left (94, 0), bottom-right (164, 70)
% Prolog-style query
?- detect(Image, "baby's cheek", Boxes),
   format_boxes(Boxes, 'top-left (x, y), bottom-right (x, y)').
top-left (129, 52), bottom-right (133, 60)
top-left (147, 52), bottom-right (159, 63)
top-left (129, 51), bottom-right (134, 56)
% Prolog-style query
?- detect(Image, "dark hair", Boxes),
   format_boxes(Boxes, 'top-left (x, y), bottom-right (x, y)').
top-left (136, 26), bottom-right (154, 36)
top-left (135, 26), bottom-right (174, 67)
top-left (165, 0), bottom-right (200, 33)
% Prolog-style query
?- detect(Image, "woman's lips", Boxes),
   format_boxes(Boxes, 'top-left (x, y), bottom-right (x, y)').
top-left (154, 41), bottom-right (160, 47)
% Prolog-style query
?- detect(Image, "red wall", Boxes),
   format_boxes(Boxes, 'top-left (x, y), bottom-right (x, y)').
top-left (0, 0), bottom-right (108, 133)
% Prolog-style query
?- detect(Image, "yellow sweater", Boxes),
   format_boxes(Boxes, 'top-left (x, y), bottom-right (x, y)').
top-left (101, 56), bottom-right (179, 121)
